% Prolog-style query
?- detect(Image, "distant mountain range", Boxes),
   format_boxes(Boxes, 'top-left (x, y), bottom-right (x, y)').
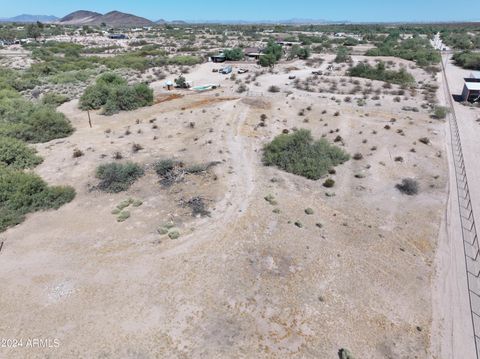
top-left (1, 10), bottom-right (476, 27)
top-left (0, 10), bottom-right (345, 26)
top-left (0, 14), bottom-right (58, 23)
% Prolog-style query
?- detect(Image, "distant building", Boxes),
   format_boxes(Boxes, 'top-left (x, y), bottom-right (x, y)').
top-left (461, 73), bottom-right (480, 102)
top-left (244, 47), bottom-right (262, 60)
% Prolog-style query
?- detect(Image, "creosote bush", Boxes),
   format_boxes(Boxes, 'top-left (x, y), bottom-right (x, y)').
top-left (262, 129), bottom-right (350, 180)
top-left (95, 162), bottom-right (144, 193)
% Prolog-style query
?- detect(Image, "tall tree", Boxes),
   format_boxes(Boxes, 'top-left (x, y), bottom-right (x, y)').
top-left (26, 23), bottom-right (41, 41)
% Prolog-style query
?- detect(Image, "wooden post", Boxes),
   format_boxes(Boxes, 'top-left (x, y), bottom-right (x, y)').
top-left (87, 110), bottom-right (92, 128)
top-left (0, 241), bottom-right (4, 253)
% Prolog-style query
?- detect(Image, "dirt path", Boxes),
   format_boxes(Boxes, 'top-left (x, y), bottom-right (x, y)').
top-left (160, 100), bottom-right (257, 258)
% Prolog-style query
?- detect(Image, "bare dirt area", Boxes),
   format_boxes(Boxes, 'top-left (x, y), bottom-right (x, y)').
top-left (0, 57), bottom-right (448, 358)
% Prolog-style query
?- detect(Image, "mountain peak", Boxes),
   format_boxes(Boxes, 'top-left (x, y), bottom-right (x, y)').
top-left (59, 10), bottom-right (153, 27)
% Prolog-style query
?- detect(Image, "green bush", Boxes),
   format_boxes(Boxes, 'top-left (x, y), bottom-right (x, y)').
top-left (0, 166), bottom-right (75, 232)
top-left (96, 162), bottom-right (144, 193)
top-left (334, 46), bottom-right (351, 63)
top-left (323, 178), bottom-right (335, 188)
top-left (223, 48), bottom-right (244, 61)
top-left (433, 106), bottom-right (448, 119)
top-left (0, 137), bottom-right (43, 169)
top-left (262, 129), bottom-right (350, 180)
top-left (154, 159), bottom-right (178, 176)
top-left (452, 51), bottom-right (480, 70)
top-left (41, 92), bottom-right (69, 107)
top-left (79, 82), bottom-right (111, 110)
top-left (0, 97), bottom-right (74, 143)
top-left (259, 41), bottom-right (283, 67)
top-left (366, 35), bottom-right (440, 66)
top-left (79, 73), bottom-right (153, 115)
top-left (117, 211), bottom-right (130, 222)
top-left (348, 62), bottom-right (415, 85)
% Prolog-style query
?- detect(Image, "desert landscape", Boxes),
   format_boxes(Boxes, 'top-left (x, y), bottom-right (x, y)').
top-left (0, 6), bottom-right (480, 359)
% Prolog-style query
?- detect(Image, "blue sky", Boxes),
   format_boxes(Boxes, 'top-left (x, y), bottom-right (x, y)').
top-left (1, 0), bottom-right (479, 22)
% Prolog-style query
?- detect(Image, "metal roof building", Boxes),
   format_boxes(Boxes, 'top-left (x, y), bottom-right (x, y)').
top-left (461, 76), bottom-right (480, 103)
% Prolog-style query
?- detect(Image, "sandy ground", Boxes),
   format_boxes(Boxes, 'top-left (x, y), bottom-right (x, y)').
top-left (0, 57), bottom-right (449, 358)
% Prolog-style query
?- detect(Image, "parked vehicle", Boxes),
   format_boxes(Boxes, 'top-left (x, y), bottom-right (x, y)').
top-left (238, 68), bottom-right (249, 74)
top-left (220, 65), bottom-right (232, 74)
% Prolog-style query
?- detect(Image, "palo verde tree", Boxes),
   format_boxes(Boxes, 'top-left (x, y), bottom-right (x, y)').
top-left (223, 48), bottom-right (244, 61)
top-left (259, 41), bottom-right (283, 68)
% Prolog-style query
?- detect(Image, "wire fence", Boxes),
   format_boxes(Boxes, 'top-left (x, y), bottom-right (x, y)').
top-left (442, 54), bottom-right (480, 358)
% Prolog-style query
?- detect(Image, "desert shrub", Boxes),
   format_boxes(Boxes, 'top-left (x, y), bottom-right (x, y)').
top-left (117, 211), bottom-right (130, 222)
top-left (184, 196), bottom-right (210, 217)
top-left (419, 137), bottom-right (430, 145)
top-left (262, 129), bottom-right (350, 180)
top-left (0, 166), bottom-right (75, 232)
top-left (268, 85), bottom-right (280, 93)
top-left (41, 93), bottom-right (69, 107)
top-left (366, 35), bottom-right (440, 66)
top-left (237, 84), bottom-right (248, 93)
top-left (0, 96), bottom-right (73, 143)
top-left (0, 136), bottom-right (43, 169)
top-left (334, 46), bottom-right (351, 63)
top-left (395, 178), bottom-right (419, 195)
top-left (95, 162), bottom-right (144, 193)
top-left (433, 106), bottom-right (448, 119)
top-left (132, 143), bottom-right (143, 153)
top-left (323, 178), bottom-right (335, 187)
top-left (185, 162), bottom-right (218, 174)
top-left (452, 51), bottom-right (480, 70)
top-left (79, 82), bottom-right (111, 110)
top-left (72, 148), bottom-right (84, 158)
top-left (154, 159), bottom-right (179, 177)
top-left (79, 73), bottom-right (153, 115)
top-left (349, 62), bottom-right (414, 85)
top-left (338, 348), bottom-right (354, 359)
top-left (168, 230), bottom-right (180, 239)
